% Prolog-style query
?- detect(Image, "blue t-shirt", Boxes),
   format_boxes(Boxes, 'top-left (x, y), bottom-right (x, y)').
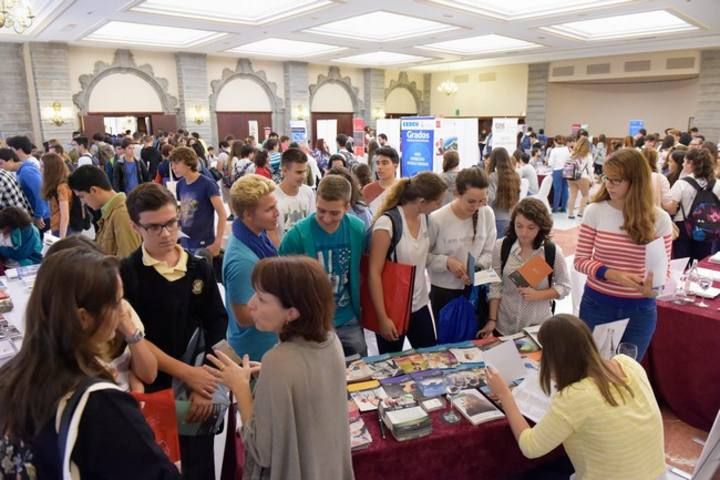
top-left (222, 234), bottom-right (277, 361)
top-left (123, 161), bottom-right (139, 193)
top-left (177, 175), bottom-right (220, 250)
top-left (17, 162), bottom-right (49, 220)
top-left (310, 219), bottom-right (354, 326)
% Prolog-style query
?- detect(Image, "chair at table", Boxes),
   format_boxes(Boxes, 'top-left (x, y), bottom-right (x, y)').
top-left (531, 175), bottom-right (554, 213)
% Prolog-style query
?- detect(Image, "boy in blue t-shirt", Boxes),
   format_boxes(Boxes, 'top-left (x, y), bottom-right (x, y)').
top-left (279, 175), bottom-right (367, 359)
top-left (170, 147), bottom-right (226, 256)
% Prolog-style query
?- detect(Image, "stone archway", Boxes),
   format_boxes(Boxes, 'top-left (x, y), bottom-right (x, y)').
top-left (385, 72), bottom-right (422, 114)
top-left (309, 66), bottom-right (364, 117)
top-left (73, 49), bottom-right (178, 115)
top-left (209, 58), bottom-right (284, 142)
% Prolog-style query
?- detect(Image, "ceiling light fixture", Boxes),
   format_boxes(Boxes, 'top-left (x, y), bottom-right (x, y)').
top-left (0, 0), bottom-right (34, 34)
top-left (426, 0), bottom-right (631, 21)
top-left (437, 80), bottom-right (459, 96)
top-left (83, 21), bottom-right (225, 48)
top-left (541, 10), bottom-right (698, 41)
top-left (305, 11), bottom-right (458, 42)
top-left (333, 52), bottom-right (430, 66)
top-left (420, 34), bottom-right (541, 55)
top-left (227, 38), bottom-right (345, 58)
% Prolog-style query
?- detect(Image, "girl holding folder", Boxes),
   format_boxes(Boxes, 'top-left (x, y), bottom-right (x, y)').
top-left (368, 172), bottom-right (447, 353)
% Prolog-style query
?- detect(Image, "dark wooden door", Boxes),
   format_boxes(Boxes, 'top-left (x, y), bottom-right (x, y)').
top-left (216, 112), bottom-right (272, 141)
top-left (81, 114), bottom-right (106, 136)
top-left (310, 112), bottom-right (353, 148)
top-left (150, 114), bottom-right (177, 134)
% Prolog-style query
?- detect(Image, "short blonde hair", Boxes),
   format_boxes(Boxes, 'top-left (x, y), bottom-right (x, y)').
top-left (230, 174), bottom-right (275, 218)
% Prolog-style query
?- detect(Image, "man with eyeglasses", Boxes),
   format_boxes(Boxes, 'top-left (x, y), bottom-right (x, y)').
top-left (121, 182), bottom-right (228, 480)
top-left (68, 165), bottom-right (140, 257)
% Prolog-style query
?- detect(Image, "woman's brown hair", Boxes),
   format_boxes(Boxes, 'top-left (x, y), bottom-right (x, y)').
top-left (41, 152), bottom-right (69, 200)
top-left (641, 147), bottom-right (659, 173)
top-left (0, 248), bottom-right (120, 439)
top-left (506, 198), bottom-right (553, 250)
top-left (571, 136), bottom-right (591, 159)
top-left (488, 147), bottom-right (520, 211)
top-left (593, 148), bottom-right (656, 245)
top-left (442, 150), bottom-right (460, 173)
top-left (374, 171), bottom-right (447, 221)
top-left (538, 314), bottom-right (634, 407)
top-left (687, 147), bottom-right (716, 181)
top-left (252, 256), bottom-right (334, 343)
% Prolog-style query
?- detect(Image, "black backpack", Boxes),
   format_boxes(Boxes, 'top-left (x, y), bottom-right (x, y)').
top-left (679, 177), bottom-right (720, 242)
top-left (500, 238), bottom-right (557, 312)
top-left (69, 192), bottom-right (91, 232)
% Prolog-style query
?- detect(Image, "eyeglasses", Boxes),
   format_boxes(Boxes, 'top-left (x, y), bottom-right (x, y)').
top-left (601, 175), bottom-right (626, 186)
top-left (138, 217), bottom-right (179, 235)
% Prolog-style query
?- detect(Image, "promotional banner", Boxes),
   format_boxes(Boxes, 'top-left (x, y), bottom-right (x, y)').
top-left (400, 116), bottom-right (435, 177)
top-left (248, 120), bottom-right (259, 140)
top-left (290, 120), bottom-right (307, 143)
top-left (353, 117), bottom-right (366, 156)
top-left (375, 119), bottom-right (401, 153)
top-left (434, 117), bottom-right (479, 172)
top-left (629, 119), bottom-right (645, 136)
top-left (491, 118), bottom-right (519, 155)
top-left (316, 119), bottom-right (338, 154)
top-left (263, 126), bottom-right (271, 141)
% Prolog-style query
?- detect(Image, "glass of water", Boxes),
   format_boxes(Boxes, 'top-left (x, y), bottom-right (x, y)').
top-left (443, 376), bottom-right (462, 424)
top-left (697, 275), bottom-right (713, 308)
top-left (616, 342), bottom-right (638, 360)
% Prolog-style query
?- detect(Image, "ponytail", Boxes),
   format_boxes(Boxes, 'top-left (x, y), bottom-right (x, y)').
top-left (373, 178), bottom-right (411, 222)
top-left (372, 172), bottom-right (448, 223)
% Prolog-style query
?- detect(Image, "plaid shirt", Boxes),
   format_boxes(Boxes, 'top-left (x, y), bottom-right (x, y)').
top-left (0, 169), bottom-right (33, 215)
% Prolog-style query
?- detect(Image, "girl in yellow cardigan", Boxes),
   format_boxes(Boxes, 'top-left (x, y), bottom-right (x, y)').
top-left (487, 314), bottom-right (666, 480)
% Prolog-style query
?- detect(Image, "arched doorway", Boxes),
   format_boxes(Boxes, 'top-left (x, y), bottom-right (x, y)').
top-left (309, 67), bottom-right (362, 149)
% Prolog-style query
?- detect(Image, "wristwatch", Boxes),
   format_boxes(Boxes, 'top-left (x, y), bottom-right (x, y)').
top-left (125, 329), bottom-right (145, 345)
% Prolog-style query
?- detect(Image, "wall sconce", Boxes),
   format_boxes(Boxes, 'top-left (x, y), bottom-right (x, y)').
top-left (43, 101), bottom-right (72, 127)
top-left (373, 107), bottom-right (385, 120)
top-left (190, 104), bottom-right (209, 125)
top-left (292, 104), bottom-right (306, 120)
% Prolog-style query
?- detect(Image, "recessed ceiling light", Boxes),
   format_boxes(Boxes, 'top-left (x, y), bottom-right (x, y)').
top-left (541, 10), bottom-right (698, 41)
top-left (305, 11), bottom-right (458, 42)
top-left (419, 34), bottom-right (541, 55)
top-left (131, 0), bottom-right (332, 25)
top-left (426, 0), bottom-right (631, 20)
top-left (83, 21), bottom-right (225, 47)
top-left (334, 52), bottom-right (430, 66)
top-left (227, 38), bottom-right (345, 58)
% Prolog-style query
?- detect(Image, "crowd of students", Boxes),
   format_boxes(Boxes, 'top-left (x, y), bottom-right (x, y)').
top-left (0, 122), bottom-right (717, 479)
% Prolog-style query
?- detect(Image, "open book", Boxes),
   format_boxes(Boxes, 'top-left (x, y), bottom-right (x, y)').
top-left (452, 389), bottom-right (505, 425)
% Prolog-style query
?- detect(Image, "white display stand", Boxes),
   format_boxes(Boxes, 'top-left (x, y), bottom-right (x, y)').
top-left (375, 119), bottom-right (401, 154)
top-left (492, 118), bottom-right (519, 154)
top-left (315, 119), bottom-right (338, 154)
top-left (435, 117), bottom-right (480, 171)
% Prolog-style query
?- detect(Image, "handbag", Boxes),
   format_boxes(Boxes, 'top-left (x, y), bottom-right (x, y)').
top-left (437, 295), bottom-right (478, 344)
top-left (131, 389), bottom-right (182, 470)
top-left (360, 208), bottom-right (415, 336)
top-left (172, 326), bottom-right (230, 437)
top-left (562, 160), bottom-right (582, 180)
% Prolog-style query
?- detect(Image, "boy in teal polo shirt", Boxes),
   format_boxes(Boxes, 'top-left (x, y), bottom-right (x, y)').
top-left (223, 174), bottom-right (280, 361)
top-left (280, 175), bottom-right (367, 359)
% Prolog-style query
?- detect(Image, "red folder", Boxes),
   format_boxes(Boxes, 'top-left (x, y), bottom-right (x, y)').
top-left (131, 389), bottom-right (182, 470)
top-left (360, 255), bottom-right (415, 336)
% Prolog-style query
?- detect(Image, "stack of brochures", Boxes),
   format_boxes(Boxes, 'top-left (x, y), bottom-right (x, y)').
top-left (380, 402), bottom-right (432, 442)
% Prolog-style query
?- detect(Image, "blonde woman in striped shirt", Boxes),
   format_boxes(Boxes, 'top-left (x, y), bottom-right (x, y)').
top-left (574, 148), bottom-right (673, 360)
top-left (486, 314), bottom-right (666, 480)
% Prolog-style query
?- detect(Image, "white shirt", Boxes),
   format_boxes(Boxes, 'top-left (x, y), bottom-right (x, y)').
top-left (549, 146), bottom-right (571, 171)
top-left (428, 203), bottom-right (497, 290)
top-left (274, 184), bottom-right (316, 240)
top-left (651, 172), bottom-right (671, 208)
top-left (518, 164), bottom-right (539, 195)
top-left (369, 188), bottom-right (389, 214)
top-left (78, 153), bottom-right (94, 167)
top-left (573, 153), bottom-right (593, 181)
top-left (668, 174), bottom-right (720, 221)
top-left (374, 206), bottom-right (429, 312)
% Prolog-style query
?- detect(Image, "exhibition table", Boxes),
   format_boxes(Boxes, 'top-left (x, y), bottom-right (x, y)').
top-left (647, 259), bottom-right (720, 431)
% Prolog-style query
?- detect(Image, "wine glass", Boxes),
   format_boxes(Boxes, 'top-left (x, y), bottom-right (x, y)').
top-left (688, 268), bottom-right (700, 298)
top-left (442, 376), bottom-right (462, 424)
top-left (697, 275), bottom-right (713, 308)
top-left (467, 373), bottom-right (480, 389)
top-left (616, 342), bottom-right (638, 360)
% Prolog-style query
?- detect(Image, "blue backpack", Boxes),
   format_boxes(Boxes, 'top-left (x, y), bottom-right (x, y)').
top-left (437, 296), bottom-right (477, 344)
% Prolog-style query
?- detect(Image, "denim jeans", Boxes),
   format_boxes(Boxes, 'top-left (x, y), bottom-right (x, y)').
top-left (578, 290), bottom-right (657, 361)
top-left (336, 317), bottom-right (368, 361)
top-left (552, 170), bottom-right (568, 211)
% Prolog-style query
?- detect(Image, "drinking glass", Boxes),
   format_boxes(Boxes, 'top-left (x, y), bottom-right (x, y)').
top-left (697, 275), bottom-right (712, 308)
top-left (616, 342), bottom-right (638, 360)
top-left (442, 377), bottom-right (462, 424)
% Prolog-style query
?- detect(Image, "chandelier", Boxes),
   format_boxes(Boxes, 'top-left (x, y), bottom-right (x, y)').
top-left (0, 0), bottom-right (34, 34)
top-left (437, 80), bottom-right (459, 96)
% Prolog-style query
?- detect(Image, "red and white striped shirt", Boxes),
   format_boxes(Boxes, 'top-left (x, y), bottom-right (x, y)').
top-left (574, 201), bottom-right (673, 299)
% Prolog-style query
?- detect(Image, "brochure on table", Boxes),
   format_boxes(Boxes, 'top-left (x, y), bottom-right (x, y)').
top-left (645, 237), bottom-right (669, 291)
top-left (592, 318), bottom-right (629, 360)
top-left (492, 118), bottom-right (519, 155)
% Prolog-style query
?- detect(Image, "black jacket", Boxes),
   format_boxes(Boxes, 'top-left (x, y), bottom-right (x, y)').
top-left (112, 157), bottom-right (149, 193)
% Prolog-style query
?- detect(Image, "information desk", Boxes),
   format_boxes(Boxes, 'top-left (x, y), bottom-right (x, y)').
top-left (647, 259), bottom-right (720, 431)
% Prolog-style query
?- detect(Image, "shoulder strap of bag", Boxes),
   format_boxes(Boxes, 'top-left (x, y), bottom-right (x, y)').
top-left (58, 378), bottom-right (122, 480)
top-left (544, 240), bottom-right (556, 287)
top-left (680, 176), bottom-right (704, 221)
top-left (500, 236), bottom-right (513, 276)
top-left (384, 207), bottom-right (403, 261)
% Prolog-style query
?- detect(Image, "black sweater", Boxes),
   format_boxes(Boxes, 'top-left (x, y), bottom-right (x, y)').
top-left (120, 248), bottom-right (228, 391)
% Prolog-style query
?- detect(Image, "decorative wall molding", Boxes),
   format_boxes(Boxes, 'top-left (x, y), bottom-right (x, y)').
top-left (309, 66), bottom-right (364, 114)
top-left (385, 71), bottom-right (422, 113)
top-left (73, 49), bottom-right (178, 114)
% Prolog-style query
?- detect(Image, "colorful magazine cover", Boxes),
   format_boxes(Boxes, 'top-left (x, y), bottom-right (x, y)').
top-left (350, 387), bottom-right (388, 412)
top-left (368, 358), bottom-right (401, 380)
top-left (394, 353), bottom-right (428, 374)
top-left (514, 335), bottom-right (541, 354)
top-left (380, 374), bottom-right (421, 400)
top-left (423, 350), bottom-right (459, 370)
top-left (410, 369), bottom-right (446, 398)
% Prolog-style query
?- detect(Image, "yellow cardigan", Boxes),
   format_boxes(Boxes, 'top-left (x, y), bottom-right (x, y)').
top-left (519, 355), bottom-right (666, 480)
